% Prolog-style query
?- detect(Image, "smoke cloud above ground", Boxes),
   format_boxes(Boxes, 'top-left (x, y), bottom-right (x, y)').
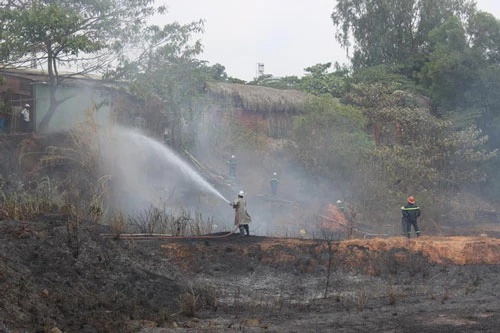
top-left (189, 104), bottom-right (347, 238)
top-left (91, 123), bottom-right (346, 237)
top-left (96, 126), bottom-right (230, 216)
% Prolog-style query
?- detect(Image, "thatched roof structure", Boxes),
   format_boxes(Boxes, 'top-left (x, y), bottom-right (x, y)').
top-left (206, 82), bottom-right (310, 114)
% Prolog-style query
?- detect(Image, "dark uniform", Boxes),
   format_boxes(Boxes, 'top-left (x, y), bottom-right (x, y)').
top-left (401, 196), bottom-right (421, 238)
top-left (270, 172), bottom-right (279, 195)
top-left (227, 155), bottom-right (237, 177)
top-left (336, 200), bottom-right (344, 213)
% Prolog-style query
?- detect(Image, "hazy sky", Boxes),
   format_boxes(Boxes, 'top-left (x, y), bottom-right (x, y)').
top-left (157, 0), bottom-right (500, 81)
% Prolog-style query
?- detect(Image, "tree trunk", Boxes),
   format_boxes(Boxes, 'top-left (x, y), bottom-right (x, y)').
top-left (38, 47), bottom-right (59, 133)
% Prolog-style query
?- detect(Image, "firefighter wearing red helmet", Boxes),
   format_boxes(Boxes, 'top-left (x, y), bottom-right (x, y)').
top-left (401, 196), bottom-right (421, 238)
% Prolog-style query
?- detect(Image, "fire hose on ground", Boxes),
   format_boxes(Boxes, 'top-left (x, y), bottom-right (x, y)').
top-left (99, 223), bottom-right (241, 240)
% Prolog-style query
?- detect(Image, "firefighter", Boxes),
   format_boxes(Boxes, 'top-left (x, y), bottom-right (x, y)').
top-left (270, 172), bottom-right (279, 195)
top-left (401, 196), bottom-right (421, 238)
top-left (21, 104), bottom-right (30, 132)
top-left (227, 155), bottom-right (237, 177)
top-left (230, 190), bottom-right (252, 236)
top-left (336, 199), bottom-right (344, 213)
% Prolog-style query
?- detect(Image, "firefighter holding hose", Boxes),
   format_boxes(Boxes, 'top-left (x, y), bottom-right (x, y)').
top-left (231, 190), bottom-right (252, 236)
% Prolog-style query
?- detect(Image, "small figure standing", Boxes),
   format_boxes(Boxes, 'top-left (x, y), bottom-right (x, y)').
top-left (336, 199), bottom-right (344, 213)
top-left (21, 104), bottom-right (30, 132)
top-left (401, 196), bottom-right (421, 238)
top-left (231, 190), bottom-right (252, 236)
top-left (227, 155), bottom-right (237, 177)
top-left (270, 172), bottom-right (279, 195)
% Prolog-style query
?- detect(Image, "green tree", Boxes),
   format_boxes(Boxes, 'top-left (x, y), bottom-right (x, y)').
top-left (0, 0), bottom-right (165, 132)
top-left (299, 62), bottom-right (348, 98)
top-left (467, 11), bottom-right (500, 64)
top-left (247, 62), bottom-right (348, 97)
top-left (463, 11), bottom-right (500, 125)
top-left (292, 95), bottom-right (373, 183)
top-left (331, 0), bottom-right (476, 69)
top-left (348, 85), bottom-right (497, 194)
top-left (110, 20), bottom-right (206, 149)
top-left (466, 66), bottom-right (500, 140)
top-left (418, 16), bottom-right (481, 110)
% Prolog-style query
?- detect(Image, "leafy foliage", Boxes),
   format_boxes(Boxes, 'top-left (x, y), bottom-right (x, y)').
top-left (0, 0), bottom-right (165, 131)
top-left (299, 63), bottom-right (348, 98)
top-left (467, 11), bottom-right (500, 64)
top-left (291, 95), bottom-right (373, 183)
top-left (418, 16), bottom-right (481, 110)
top-left (248, 62), bottom-right (349, 98)
top-left (107, 19), bottom-right (209, 149)
top-left (331, 0), bottom-right (476, 69)
top-left (350, 86), bottom-right (497, 193)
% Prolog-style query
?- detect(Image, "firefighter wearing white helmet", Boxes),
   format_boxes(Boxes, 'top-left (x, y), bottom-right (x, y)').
top-left (227, 155), bottom-right (237, 177)
top-left (270, 172), bottom-right (279, 196)
top-left (21, 103), bottom-right (30, 131)
top-left (336, 199), bottom-right (344, 212)
top-left (230, 190), bottom-right (252, 236)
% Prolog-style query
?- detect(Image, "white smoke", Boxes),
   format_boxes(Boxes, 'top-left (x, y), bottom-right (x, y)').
top-left (97, 125), bottom-right (229, 214)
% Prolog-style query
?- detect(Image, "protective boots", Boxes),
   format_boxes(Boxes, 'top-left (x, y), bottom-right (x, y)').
top-left (239, 225), bottom-right (250, 237)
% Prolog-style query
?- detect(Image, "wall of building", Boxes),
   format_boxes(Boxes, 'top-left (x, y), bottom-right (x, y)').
top-left (34, 84), bottom-right (114, 132)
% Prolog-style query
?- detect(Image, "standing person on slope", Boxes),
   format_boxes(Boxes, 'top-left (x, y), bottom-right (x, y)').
top-left (20, 104), bottom-right (30, 132)
top-left (270, 172), bottom-right (279, 196)
top-left (227, 155), bottom-right (237, 177)
top-left (402, 196), bottom-right (421, 238)
top-left (231, 190), bottom-right (252, 236)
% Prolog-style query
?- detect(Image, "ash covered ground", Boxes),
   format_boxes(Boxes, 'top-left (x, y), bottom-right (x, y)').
top-left (2, 216), bottom-right (500, 333)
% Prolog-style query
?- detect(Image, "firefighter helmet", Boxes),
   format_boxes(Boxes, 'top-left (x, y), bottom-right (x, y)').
top-left (407, 196), bottom-right (415, 204)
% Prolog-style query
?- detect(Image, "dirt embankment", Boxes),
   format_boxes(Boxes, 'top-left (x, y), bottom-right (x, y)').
top-left (343, 236), bottom-right (500, 265)
top-left (161, 235), bottom-right (500, 274)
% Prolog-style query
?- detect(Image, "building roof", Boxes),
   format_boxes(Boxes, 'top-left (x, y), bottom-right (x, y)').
top-left (0, 66), bottom-right (127, 90)
top-left (206, 82), bottom-right (310, 114)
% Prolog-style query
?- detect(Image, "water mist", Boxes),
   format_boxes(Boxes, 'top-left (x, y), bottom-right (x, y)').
top-left (98, 126), bottom-right (230, 214)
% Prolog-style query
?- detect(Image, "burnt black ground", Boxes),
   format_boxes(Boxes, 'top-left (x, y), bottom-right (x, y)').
top-left (0, 216), bottom-right (182, 333)
top-left (2, 216), bottom-right (500, 333)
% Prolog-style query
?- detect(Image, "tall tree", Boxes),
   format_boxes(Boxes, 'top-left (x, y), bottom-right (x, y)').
top-left (331, 0), bottom-right (476, 69)
top-left (109, 20), bottom-right (205, 149)
top-left (0, 0), bottom-right (165, 132)
top-left (346, 83), bottom-right (496, 194)
top-left (299, 62), bottom-right (348, 98)
top-left (418, 16), bottom-right (480, 110)
top-left (466, 11), bottom-right (500, 64)
top-left (292, 95), bottom-right (372, 183)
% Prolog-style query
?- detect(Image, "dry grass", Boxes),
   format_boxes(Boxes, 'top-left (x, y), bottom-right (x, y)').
top-left (127, 206), bottom-right (216, 236)
top-left (1, 104), bottom-right (111, 224)
top-left (0, 176), bottom-right (63, 220)
top-left (193, 284), bottom-right (219, 311)
top-left (110, 212), bottom-right (127, 237)
top-left (177, 287), bottom-right (200, 317)
top-left (206, 82), bottom-right (309, 114)
top-left (357, 287), bottom-right (369, 312)
top-left (387, 286), bottom-right (399, 305)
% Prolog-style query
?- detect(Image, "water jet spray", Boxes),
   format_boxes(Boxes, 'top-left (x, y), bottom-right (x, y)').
top-left (98, 126), bottom-right (230, 212)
